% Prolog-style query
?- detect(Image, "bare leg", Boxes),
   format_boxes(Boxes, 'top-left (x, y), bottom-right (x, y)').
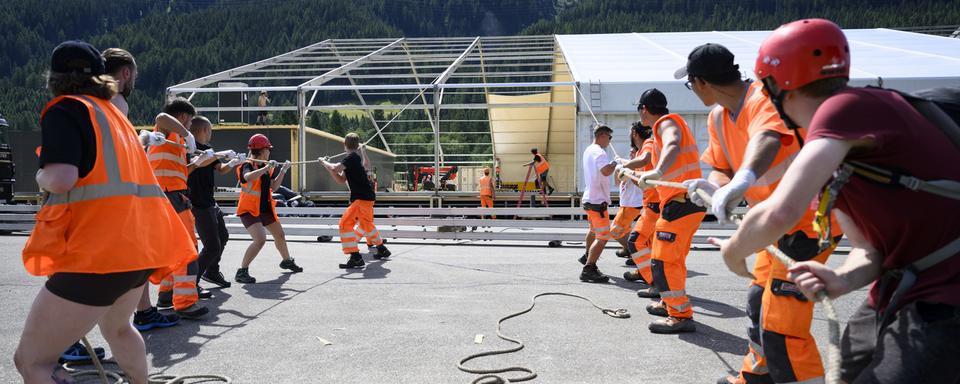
top-left (584, 230), bottom-right (596, 256)
top-left (587, 239), bottom-right (607, 264)
top-left (616, 234), bottom-right (630, 250)
top-left (136, 284), bottom-right (152, 311)
top-left (241, 223), bottom-right (267, 268)
top-left (97, 286), bottom-right (148, 384)
top-left (14, 287), bottom-right (110, 383)
top-left (264, 222), bottom-right (292, 261)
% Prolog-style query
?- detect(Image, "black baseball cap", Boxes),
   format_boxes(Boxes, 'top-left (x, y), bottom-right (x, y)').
top-left (673, 43), bottom-right (739, 80)
top-left (637, 88), bottom-right (668, 110)
top-left (51, 40), bottom-right (106, 76)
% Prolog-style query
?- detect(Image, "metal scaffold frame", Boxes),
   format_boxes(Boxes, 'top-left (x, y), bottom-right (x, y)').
top-left (167, 36), bottom-right (577, 192)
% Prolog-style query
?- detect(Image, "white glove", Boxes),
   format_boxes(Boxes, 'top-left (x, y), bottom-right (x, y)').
top-left (267, 160), bottom-right (278, 169)
top-left (614, 163), bottom-right (624, 172)
top-left (184, 132), bottom-right (197, 154)
top-left (614, 156), bottom-right (625, 164)
top-left (138, 130), bottom-right (152, 146)
top-left (281, 160), bottom-right (291, 173)
top-left (682, 178), bottom-right (719, 208)
top-left (711, 169), bottom-right (756, 224)
top-left (226, 153), bottom-right (246, 167)
top-left (637, 169), bottom-right (663, 189)
top-left (216, 149), bottom-right (237, 161)
top-left (141, 131), bottom-right (167, 147)
top-left (199, 149), bottom-right (215, 162)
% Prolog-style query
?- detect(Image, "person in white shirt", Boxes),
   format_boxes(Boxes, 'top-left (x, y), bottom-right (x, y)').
top-left (578, 124), bottom-right (618, 283)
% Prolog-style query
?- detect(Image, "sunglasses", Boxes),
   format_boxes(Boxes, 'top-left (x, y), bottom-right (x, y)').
top-left (684, 80), bottom-right (693, 90)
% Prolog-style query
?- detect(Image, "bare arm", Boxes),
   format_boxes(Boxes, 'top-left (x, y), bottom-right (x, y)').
top-left (708, 169), bottom-right (733, 187)
top-left (789, 210), bottom-right (884, 299)
top-left (600, 160), bottom-right (617, 177)
top-left (620, 151), bottom-right (651, 170)
top-left (36, 164), bottom-right (79, 194)
top-left (322, 159), bottom-right (347, 184)
top-left (154, 113), bottom-right (189, 137)
top-left (270, 168), bottom-right (285, 190)
top-left (740, 130), bottom-right (783, 178)
top-left (243, 165), bottom-right (272, 183)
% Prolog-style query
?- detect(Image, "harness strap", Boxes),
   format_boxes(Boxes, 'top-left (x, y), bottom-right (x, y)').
top-left (878, 236), bottom-right (960, 332)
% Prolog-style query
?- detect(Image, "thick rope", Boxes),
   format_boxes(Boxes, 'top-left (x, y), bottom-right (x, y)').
top-left (457, 292), bottom-right (630, 384)
top-left (64, 336), bottom-right (232, 384)
top-left (572, 85), bottom-right (620, 160)
top-left (620, 170), bottom-right (841, 384)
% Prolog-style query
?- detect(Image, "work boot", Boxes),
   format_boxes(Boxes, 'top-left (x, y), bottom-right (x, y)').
top-left (176, 304), bottom-right (209, 320)
top-left (616, 248), bottom-right (630, 258)
top-left (280, 258), bottom-right (304, 273)
top-left (339, 252), bottom-right (366, 269)
top-left (201, 271), bottom-right (232, 288)
top-left (547, 186), bottom-right (555, 195)
top-left (646, 301), bottom-right (669, 317)
top-left (373, 244), bottom-right (392, 260)
top-left (622, 270), bottom-right (648, 284)
top-left (649, 316), bottom-right (696, 334)
top-left (579, 264), bottom-right (609, 283)
top-left (133, 307), bottom-right (180, 332)
top-left (578, 253), bottom-right (587, 265)
top-left (636, 285), bottom-right (661, 298)
top-left (197, 286), bottom-right (213, 299)
top-left (156, 291), bottom-right (173, 309)
top-left (625, 258), bottom-right (636, 266)
top-left (235, 268), bottom-right (256, 284)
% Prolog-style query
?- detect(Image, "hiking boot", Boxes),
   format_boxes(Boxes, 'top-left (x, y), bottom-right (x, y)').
top-left (339, 252), bottom-right (366, 269)
top-left (622, 270), bottom-right (649, 284)
top-left (156, 291), bottom-right (173, 309)
top-left (578, 253), bottom-right (587, 265)
top-left (616, 248), bottom-right (630, 258)
top-left (649, 316), bottom-right (696, 334)
top-left (636, 285), bottom-right (661, 298)
top-left (579, 264), bottom-right (610, 283)
top-left (646, 301), bottom-right (669, 317)
top-left (176, 304), bottom-right (209, 320)
top-left (235, 268), bottom-right (256, 284)
top-left (373, 245), bottom-right (392, 260)
top-left (625, 258), bottom-right (636, 266)
top-left (133, 307), bottom-right (180, 332)
top-left (201, 271), bottom-right (231, 288)
top-left (197, 286), bottom-right (213, 299)
top-left (279, 258), bottom-right (304, 273)
top-left (59, 341), bottom-right (105, 363)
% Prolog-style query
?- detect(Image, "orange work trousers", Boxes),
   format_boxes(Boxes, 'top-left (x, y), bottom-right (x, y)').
top-left (628, 201), bottom-right (660, 284)
top-left (610, 206), bottom-right (642, 239)
top-left (157, 199), bottom-right (199, 311)
top-left (650, 198), bottom-right (705, 319)
top-left (339, 199), bottom-right (382, 254)
top-left (736, 233), bottom-right (838, 384)
top-left (480, 195), bottom-right (496, 219)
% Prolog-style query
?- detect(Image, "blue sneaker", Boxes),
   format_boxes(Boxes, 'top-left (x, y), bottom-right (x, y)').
top-left (133, 307), bottom-right (180, 332)
top-left (59, 341), bottom-right (105, 363)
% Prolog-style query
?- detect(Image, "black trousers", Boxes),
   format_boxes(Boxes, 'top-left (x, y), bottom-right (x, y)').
top-left (192, 205), bottom-right (229, 280)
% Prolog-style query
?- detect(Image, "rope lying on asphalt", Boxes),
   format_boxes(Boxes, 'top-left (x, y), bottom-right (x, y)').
top-left (65, 336), bottom-right (232, 384)
top-left (620, 170), bottom-right (841, 384)
top-left (457, 292), bottom-right (630, 384)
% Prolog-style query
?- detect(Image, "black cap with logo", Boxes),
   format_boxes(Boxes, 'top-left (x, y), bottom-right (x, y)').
top-left (51, 40), bottom-right (106, 76)
top-left (673, 43), bottom-right (739, 80)
top-left (637, 88), bottom-right (668, 110)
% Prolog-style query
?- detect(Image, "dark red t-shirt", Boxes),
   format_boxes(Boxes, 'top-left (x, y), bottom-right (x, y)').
top-left (807, 87), bottom-right (960, 313)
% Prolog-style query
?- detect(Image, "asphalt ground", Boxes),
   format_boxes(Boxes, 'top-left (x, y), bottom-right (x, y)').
top-left (0, 233), bottom-right (867, 383)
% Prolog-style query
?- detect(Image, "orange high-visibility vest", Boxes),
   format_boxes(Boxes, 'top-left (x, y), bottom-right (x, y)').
top-left (148, 131), bottom-right (188, 192)
top-left (639, 138), bottom-right (660, 202)
top-left (534, 154), bottom-right (550, 175)
top-left (652, 113), bottom-right (702, 203)
top-left (236, 160), bottom-right (279, 221)
top-left (23, 95), bottom-right (196, 283)
top-left (479, 175), bottom-right (493, 196)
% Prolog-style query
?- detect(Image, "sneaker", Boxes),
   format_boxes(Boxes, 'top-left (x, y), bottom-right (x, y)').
top-left (649, 316), bottom-right (696, 334)
top-left (197, 286), bottom-right (213, 299)
top-left (201, 271), bottom-right (232, 288)
top-left (579, 264), bottom-right (609, 283)
top-left (235, 268), bottom-right (256, 284)
top-left (578, 253), bottom-right (587, 265)
top-left (636, 286), bottom-right (661, 298)
top-left (623, 270), bottom-right (649, 284)
top-left (279, 258), bottom-right (304, 273)
top-left (373, 245), bottom-right (392, 260)
top-left (156, 291), bottom-right (173, 309)
top-left (646, 301), bottom-right (669, 317)
top-left (176, 304), bottom-right (209, 320)
top-left (547, 187), bottom-right (555, 195)
top-left (615, 248), bottom-right (630, 258)
top-left (133, 307), bottom-right (181, 332)
top-left (339, 252), bottom-right (366, 269)
top-left (625, 258), bottom-right (636, 266)
top-left (59, 341), bottom-right (106, 363)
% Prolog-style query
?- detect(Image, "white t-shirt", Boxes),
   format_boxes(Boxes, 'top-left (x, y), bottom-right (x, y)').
top-left (619, 175), bottom-right (643, 207)
top-left (581, 143), bottom-right (611, 204)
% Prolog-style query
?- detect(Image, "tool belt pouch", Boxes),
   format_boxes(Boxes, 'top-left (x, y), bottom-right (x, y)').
top-left (165, 191), bottom-right (193, 214)
top-left (661, 199), bottom-right (706, 222)
top-left (582, 202), bottom-right (608, 213)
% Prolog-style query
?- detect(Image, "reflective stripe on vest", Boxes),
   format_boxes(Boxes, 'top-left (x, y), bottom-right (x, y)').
top-left (44, 96), bottom-right (165, 206)
top-left (154, 169), bottom-right (188, 181)
top-left (147, 152), bottom-right (188, 165)
top-left (241, 185), bottom-right (261, 196)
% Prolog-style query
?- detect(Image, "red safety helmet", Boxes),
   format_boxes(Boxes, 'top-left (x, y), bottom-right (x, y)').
top-left (248, 133), bottom-right (273, 150)
top-left (755, 19), bottom-right (850, 91)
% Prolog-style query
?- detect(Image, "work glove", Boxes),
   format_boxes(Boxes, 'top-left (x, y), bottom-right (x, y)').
top-left (267, 160), bottom-right (278, 169)
top-left (199, 149), bottom-right (216, 162)
top-left (637, 169), bottom-right (663, 189)
top-left (140, 130), bottom-right (167, 147)
top-left (682, 178), bottom-right (719, 208)
top-left (614, 156), bottom-right (625, 164)
top-left (216, 149), bottom-right (237, 161)
top-left (225, 157), bottom-right (243, 168)
top-left (711, 169), bottom-right (756, 225)
top-left (614, 162), bottom-right (625, 173)
top-left (184, 132), bottom-right (197, 154)
top-left (281, 160), bottom-right (291, 173)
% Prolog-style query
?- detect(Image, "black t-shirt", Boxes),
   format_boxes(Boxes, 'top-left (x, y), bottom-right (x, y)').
top-left (240, 162), bottom-right (276, 216)
top-left (342, 152), bottom-right (375, 202)
top-left (39, 98), bottom-right (97, 177)
top-left (187, 143), bottom-right (218, 209)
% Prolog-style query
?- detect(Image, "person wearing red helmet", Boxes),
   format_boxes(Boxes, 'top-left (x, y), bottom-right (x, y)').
top-left (713, 19), bottom-right (960, 383)
top-left (234, 133), bottom-right (302, 284)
